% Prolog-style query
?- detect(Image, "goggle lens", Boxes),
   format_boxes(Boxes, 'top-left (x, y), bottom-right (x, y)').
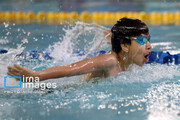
top-left (135, 36), bottom-right (150, 45)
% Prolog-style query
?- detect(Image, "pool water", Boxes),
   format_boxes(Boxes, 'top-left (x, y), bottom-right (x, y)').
top-left (0, 0), bottom-right (180, 120)
top-left (0, 21), bottom-right (180, 120)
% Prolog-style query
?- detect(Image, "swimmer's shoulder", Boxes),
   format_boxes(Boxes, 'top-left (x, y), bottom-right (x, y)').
top-left (94, 50), bottom-right (119, 67)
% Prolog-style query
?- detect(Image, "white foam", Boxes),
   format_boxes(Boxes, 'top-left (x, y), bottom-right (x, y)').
top-left (111, 64), bottom-right (180, 84)
top-left (151, 42), bottom-right (172, 47)
top-left (0, 39), bottom-right (9, 44)
top-left (146, 82), bottom-right (180, 120)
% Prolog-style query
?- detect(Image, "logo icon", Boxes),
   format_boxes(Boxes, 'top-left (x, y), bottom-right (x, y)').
top-left (4, 76), bottom-right (22, 88)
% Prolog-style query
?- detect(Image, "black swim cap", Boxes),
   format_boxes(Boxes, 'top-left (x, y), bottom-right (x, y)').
top-left (111, 17), bottom-right (149, 53)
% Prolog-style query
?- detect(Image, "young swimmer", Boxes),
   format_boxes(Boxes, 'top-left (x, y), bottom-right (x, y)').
top-left (7, 17), bottom-right (152, 82)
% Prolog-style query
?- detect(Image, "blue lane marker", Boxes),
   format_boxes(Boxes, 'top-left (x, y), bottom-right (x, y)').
top-left (0, 49), bottom-right (8, 54)
top-left (1, 48), bottom-right (180, 65)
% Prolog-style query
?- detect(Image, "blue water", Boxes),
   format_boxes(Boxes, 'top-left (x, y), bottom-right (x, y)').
top-left (0, 20), bottom-right (180, 120)
top-left (0, 0), bottom-right (180, 120)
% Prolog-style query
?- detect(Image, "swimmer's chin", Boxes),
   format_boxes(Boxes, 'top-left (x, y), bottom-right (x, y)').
top-left (135, 61), bottom-right (145, 66)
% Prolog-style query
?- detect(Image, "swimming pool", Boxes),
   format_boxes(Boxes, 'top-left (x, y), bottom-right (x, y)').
top-left (0, 0), bottom-right (180, 120)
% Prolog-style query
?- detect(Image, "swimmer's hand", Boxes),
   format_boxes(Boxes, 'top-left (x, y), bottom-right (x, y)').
top-left (7, 64), bottom-right (39, 82)
top-left (103, 28), bottom-right (112, 44)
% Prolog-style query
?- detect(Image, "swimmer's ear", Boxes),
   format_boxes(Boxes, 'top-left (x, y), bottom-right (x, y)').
top-left (120, 43), bottom-right (129, 53)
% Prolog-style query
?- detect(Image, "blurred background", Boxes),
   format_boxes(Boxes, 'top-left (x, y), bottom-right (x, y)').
top-left (0, 0), bottom-right (180, 26)
top-left (0, 0), bottom-right (180, 12)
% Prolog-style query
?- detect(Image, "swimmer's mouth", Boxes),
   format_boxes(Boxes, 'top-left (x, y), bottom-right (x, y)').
top-left (144, 52), bottom-right (151, 62)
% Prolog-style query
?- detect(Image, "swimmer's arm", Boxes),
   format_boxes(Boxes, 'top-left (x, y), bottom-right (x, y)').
top-left (103, 28), bottom-right (112, 44)
top-left (7, 54), bottom-right (115, 81)
top-left (36, 54), bottom-right (115, 81)
top-left (107, 41), bottom-right (111, 44)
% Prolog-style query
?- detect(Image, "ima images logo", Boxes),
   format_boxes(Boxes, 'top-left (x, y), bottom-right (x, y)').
top-left (4, 75), bottom-right (57, 90)
top-left (4, 76), bottom-right (22, 88)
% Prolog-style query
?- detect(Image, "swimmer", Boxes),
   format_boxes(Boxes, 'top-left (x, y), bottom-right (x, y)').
top-left (7, 17), bottom-right (152, 82)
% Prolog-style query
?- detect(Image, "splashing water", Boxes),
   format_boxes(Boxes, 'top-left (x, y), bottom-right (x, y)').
top-left (49, 21), bottom-right (109, 64)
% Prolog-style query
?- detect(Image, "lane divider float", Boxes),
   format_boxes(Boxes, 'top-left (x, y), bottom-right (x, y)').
top-left (0, 11), bottom-right (180, 25)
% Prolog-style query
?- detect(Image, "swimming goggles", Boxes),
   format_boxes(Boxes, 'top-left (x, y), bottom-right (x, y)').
top-left (132, 35), bottom-right (151, 45)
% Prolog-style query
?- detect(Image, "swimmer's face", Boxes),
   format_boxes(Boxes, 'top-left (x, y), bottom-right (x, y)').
top-left (128, 33), bottom-right (152, 66)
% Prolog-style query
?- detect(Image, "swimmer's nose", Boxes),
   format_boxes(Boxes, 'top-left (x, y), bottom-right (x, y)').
top-left (146, 41), bottom-right (152, 50)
